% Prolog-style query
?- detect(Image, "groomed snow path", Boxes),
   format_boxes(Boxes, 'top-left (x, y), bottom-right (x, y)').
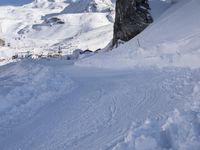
top-left (0, 60), bottom-right (198, 150)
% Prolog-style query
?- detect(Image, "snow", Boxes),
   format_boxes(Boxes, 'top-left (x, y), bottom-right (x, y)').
top-left (77, 0), bottom-right (200, 69)
top-left (0, 60), bottom-right (75, 127)
top-left (149, 0), bottom-right (171, 19)
top-left (113, 102), bottom-right (200, 150)
top-left (0, 60), bottom-right (199, 150)
top-left (0, 0), bottom-right (200, 150)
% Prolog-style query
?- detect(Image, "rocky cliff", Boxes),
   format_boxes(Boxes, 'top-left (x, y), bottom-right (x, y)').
top-left (113, 0), bottom-right (153, 47)
top-left (0, 39), bottom-right (5, 47)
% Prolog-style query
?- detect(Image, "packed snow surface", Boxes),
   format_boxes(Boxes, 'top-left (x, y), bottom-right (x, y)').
top-left (0, 59), bottom-right (200, 150)
top-left (0, 0), bottom-right (200, 150)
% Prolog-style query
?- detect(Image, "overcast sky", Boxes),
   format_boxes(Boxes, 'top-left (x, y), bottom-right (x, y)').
top-left (0, 0), bottom-right (33, 6)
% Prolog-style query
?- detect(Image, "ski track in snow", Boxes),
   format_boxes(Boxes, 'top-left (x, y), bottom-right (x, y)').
top-left (0, 60), bottom-right (199, 150)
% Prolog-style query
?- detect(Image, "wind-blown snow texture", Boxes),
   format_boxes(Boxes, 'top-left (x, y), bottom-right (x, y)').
top-left (0, 0), bottom-right (200, 150)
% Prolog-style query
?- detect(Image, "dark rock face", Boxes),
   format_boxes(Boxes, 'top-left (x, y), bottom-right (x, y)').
top-left (113, 0), bottom-right (153, 46)
top-left (0, 39), bottom-right (5, 47)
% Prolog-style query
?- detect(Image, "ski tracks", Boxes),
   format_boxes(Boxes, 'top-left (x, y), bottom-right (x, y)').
top-left (0, 63), bottom-right (199, 150)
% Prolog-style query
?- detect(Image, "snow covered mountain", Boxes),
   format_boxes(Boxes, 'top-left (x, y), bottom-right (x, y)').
top-left (0, 0), bottom-right (200, 150)
top-left (0, 0), bottom-right (115, 62)
top-left (0, 0), bottom-right (171, 63)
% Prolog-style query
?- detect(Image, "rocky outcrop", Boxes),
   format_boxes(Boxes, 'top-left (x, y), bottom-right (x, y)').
top-left (0, 39), bottom-right (5, 47)
top-left (45, 17), bottom-right (65, 25)
top-left (113, 0), bottom-right (153, 47)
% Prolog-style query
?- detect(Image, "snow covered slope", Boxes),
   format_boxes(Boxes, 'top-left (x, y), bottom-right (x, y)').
top-left (78, 0), bottom-right (200, 69)
top-left (1, 59), bottom-right (200, 150)
top-left (0, 0), bottom-right (32, 6)
top-left (0, 0), bottom-right (200, 150)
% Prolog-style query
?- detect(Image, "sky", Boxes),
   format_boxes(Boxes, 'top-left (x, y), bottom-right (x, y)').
top-left (0, 0), bottom-right (33, 6)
